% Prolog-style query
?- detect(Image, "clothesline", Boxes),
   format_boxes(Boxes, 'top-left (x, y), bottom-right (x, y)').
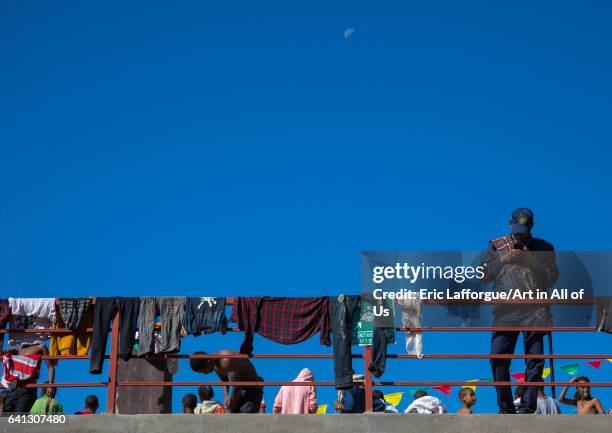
top-left (0, 327), bottom-right (600, 334)
top-left (18, 353), bottom-right (612, 360)
top-left (2, 296), bottom-right (610, 410)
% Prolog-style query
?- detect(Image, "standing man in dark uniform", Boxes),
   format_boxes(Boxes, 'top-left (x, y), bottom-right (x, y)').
top-left (481, 208), bottom-right (559, 414)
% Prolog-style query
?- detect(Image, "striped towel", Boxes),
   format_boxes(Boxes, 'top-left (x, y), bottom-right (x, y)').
top-left (1, 353), bottom-right (41, 389)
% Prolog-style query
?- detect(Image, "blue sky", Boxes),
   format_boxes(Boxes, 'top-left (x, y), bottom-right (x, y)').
top-left (1, 0), bottom-right (611, 414)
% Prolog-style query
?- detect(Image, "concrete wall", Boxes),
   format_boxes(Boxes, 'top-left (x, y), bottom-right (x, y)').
top-left (1, 414), bottom-right (611, 433)
top-left (116, 357), bottom-right (175, 414)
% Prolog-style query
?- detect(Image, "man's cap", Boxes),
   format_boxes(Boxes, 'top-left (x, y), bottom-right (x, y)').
top-left (510, 208), bottom-right (534, 234)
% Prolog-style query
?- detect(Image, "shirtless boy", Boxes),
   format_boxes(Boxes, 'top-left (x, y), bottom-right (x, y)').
top-left (559, 376), bottom-right (604, 414)
top-left (189, 350), bottom-right (263, 413)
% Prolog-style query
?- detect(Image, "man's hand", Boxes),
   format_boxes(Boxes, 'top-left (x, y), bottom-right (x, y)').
top-left (500, 250), bottom-right (539, 268)
top-left (500, 250), bottom-right (522, 264)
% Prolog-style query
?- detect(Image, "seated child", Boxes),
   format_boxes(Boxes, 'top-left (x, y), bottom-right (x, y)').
top-left (182, 393), bottom-right (197, 414)
top-left (195, 386), bottom-right (225, 414)
top-left (372, 390), bottom-right (398, 413)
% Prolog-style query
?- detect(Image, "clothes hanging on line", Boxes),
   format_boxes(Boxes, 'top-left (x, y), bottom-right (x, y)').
top-left (181, 297), bottom-right (227, 336)
top-left (329, 295), bottom-right (361, 390)
top-left (57, 298), bottom-right (92, 330)
top-left (0, 298), bottom-right (10, 351)
top-left (137, 297), bottom-right (185, 356)
top-left (396, 295), bottom-right (424, 358)
top-left (0, 352), bottom-right (42, 390)
top-left (89, 297), bottom-right (140, 374)
top-left (230, 296), bottom-right (330, 355)
top-left (596, 296), bottom-right (612, 333)
top-left (7, 298), bottom-right (56, 349)
top-left (50, 298), bottom-right (94, 356)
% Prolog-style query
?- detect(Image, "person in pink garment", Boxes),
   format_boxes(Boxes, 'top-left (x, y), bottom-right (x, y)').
top-left (273, 368), bottom-right (318, 414)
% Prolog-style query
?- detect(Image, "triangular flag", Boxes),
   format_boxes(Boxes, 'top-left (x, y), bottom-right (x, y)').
top-left (465, 379), bottom-right (478, 392)
top-left (384, 392), bottom-right (403, 407)
top-left (585, 360), bottom-right (603, 369)
top-left (608, 359), bottom-right (612, 363)
top-left (560, 364), bottom-right (580, 376)
top-left (542, 368), bottom-right (551, 379)
top-left (510, 372), bottom-right (525, 382)
top-left (433, 385), bottom-right (451, 396)
top-left (316, 404), bottom-right (328, 414)
top-left (409, 389), bottom-right (417, 396)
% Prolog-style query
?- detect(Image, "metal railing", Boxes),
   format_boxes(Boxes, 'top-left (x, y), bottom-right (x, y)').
top-left (1, 297), bottom-right (609, 413)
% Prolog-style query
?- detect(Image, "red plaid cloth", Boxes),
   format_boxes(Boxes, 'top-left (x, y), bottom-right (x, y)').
top-left (230, 297), bottom-right (330, 355)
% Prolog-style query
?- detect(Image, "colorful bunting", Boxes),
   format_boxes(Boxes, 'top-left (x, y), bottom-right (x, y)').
top-left (510, 372), bottom-right (525, 382)
top-left (465, 379), bottom-right (478, 392)
top-left (433, 385), bottom-right (451, 396)
top-left (409, 387), bottom-right (431, 396)
top-left (316, 404), bottom-right (328, 414)
top-left (359, 359), bottom-right (608, 412)
top-left (560, 364), bottom-right (580, 376)
top-left (383, 392), bottom-right (403, 407)
top-left (585, 360), bottom-right (603, 369)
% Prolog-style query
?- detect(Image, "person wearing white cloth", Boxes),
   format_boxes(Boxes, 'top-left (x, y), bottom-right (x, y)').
top-left (404, 390), bottom-right (447, 414)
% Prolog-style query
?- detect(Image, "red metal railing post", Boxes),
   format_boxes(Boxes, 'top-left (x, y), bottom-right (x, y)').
top-left (106, 309), bottom-right (120, 413)
top-left (364, 345), bottom-right (373, 412)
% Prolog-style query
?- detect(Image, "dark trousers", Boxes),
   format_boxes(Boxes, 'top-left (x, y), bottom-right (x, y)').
top-left (491, 331), bottom-right (545, 413)
top-left (368, 326), bottom-right (388, 377)
top-left (363, 294), bottom-right (390, 378)
top-left (2, 388), bottom-right (37, 415)
top-left (89, 297), bottom-right (140, 374)
top-left (227, 376), bottom-right (264, 413)
top-left (231, 385), bottom-right (264, 413)
top-left (330, 295), bottom-right (365, 390)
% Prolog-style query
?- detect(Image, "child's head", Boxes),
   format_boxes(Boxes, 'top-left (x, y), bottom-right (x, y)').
top-left (573, 376), bottom-right (591, 400)
top-left (198, 386), bottom-right (214, 402)
top-left (413, 390), bottom-right (428, 400)
top-left (458, 387), bottom-right (476, 407)
top-left (84, 395), bottom-right (99, 413)
top-left (514, 385), bottom-right (526, 400)
top-left (182, 393), bottom-right (197, 413)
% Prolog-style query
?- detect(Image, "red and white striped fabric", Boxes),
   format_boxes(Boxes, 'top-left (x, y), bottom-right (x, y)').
top-left (1, 353), bottom-right (41, 390)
